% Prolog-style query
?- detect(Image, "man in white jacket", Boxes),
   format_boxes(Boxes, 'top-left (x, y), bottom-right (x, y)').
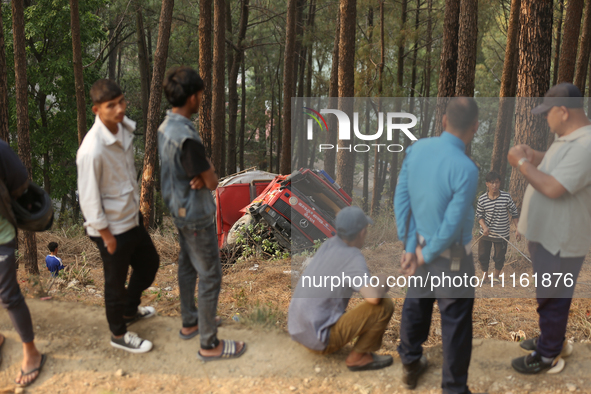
top-left (77, 79), bottom-right (160, 353)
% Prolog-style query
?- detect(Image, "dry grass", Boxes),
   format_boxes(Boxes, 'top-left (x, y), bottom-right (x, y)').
top-left (29, 221), bottom-right (181, 269)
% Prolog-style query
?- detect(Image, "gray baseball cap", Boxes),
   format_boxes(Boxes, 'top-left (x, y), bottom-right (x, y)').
top-left (531, 83), bottom-right (584, 115)
top-left (335, 206), bottom-right (374, 238)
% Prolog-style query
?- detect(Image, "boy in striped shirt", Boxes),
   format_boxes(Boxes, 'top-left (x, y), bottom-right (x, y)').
top-left (476, 171), bottom-right (520, 283)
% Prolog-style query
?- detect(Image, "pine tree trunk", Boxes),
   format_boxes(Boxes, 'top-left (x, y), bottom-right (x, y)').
top-left (557, 0), bottom-right (584, 83)
top-left (409, 0), bottom-right (419, 116)
top-left (324, 9), bottom-right (340, 179)
top-left (302, 0), bottom-right (316, 170)
top-left (370, 0), bottom-right (384, 214)
top-left (295, 46), bottom-right (307, 170)
top-left (12, 0), bottom-right (38, 275)
top-left (281, 0), bottom-right (297, 175)
top-left (420, 0), bottom-right (433, 139)
top-left (139, 0), bottom-right (174, 229)
top-left (239, 56), bottom-right (246, 171)
top-left (38, 93), bottom-right (50, 194)
top-left (117, 45), bottom-right (123, 83)
top-left (293, 0), bottom-right (306, 98)
top-left (211, 0), bottom-right (226, 177)
top-left (199, 0), bottom-right (213, 156)
top-left (135, 1), bottom-right (151, 132)
top-left (388, 0), bottom-right (407, 203)
top-left (363, 7), bottom-right (373, 213)
top-left (70, 0), bottom-right (87, 145)
top-left (226, 1), bottom-right (235, 175)
top-left (455, 0), bottom-right (478, 97)
top-left (108, 25), bottom-right (117, 80)
top-left (270, 82), bottom-right (275, 173)
top-left (491, 0), bottom-right (520, 189)
top-left (276, 50), bottom-right (283, 172)
top-left (433, 0), bottom-right (460, 137)
top-left (227, 0), bottom-right (250, 175)
top-left (509, 0), bottom-right (553, 209)
top-left (0, 5), bottom-right (9, 143)
top-left (574, 0), bottom-right (591, 93)
top-left (336, 0), bottom-right (357, 197)
top-left (553, 0), bottom-right (564, 86)
top-left (290, 0), bottom-right (306, 169)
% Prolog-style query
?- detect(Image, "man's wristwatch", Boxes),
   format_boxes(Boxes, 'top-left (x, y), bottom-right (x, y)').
top-left (517, 157), bottom-right (529, 170)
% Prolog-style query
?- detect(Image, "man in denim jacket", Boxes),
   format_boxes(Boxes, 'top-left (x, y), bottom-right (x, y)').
top-left (159, 66), bottom-right (246, 361)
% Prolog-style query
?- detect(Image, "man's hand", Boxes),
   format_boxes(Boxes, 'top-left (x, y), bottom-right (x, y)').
top-left (98, 228), bottom-right (117, 255)
top-left (415, 245), bottom-right (426, 267)
top-left (190, 175), bottom-right (205, 190)
top-left (103, 234), bottom-right (117, 254)
top-left (516, 144), bottom-right (536, 163)
top-left (360, 273), bottom-right (391, 303)
top-left (482, 224), bottom-right (490, 237)
top-left (508, 145), bottom-right (527, 167)
top-left (515, 230), bottom-right (522, 242)
top-left (400, 252), bottom-right (418, 277)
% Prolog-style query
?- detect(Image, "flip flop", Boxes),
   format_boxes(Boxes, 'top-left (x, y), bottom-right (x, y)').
top-left (347, 353), bottom-right (393, 372)
top-left (197, 340), bottom-right (247, 362)
top-left (179, 316), bottom-right (222, 340)
top-left (15, 354), bottom-right (47, 388)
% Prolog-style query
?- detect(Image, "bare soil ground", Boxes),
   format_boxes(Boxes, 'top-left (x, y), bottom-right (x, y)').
top-left (1, 300), bottom-right (591, 394)
top-left (0, 228), bottom-right (590, 393)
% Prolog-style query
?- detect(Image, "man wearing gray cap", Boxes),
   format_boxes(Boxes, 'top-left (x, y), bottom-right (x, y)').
top-left (288, 206), bottom-right (394, 371)
top-left (508, 82), bottom-right (591, 374)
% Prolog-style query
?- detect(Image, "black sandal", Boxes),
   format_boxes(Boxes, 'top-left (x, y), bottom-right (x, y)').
top-left (197, 340), bottom-right (247, 362)
top-left (347, 353), bottom-right (393, 372)
top-left (15, 354), bottom-right (47, 387)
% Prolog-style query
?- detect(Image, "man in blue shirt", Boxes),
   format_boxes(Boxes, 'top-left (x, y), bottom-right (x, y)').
top-left (45, 242), bottom-right (65, 277)
top-left (394, 97), bottom-right (479, 393)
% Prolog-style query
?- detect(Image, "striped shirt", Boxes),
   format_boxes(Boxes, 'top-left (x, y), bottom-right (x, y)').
top-left (476, 191), bottom-right (519, 239)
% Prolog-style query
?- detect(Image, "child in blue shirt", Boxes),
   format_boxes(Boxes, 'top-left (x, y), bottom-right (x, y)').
top-left (45, 242), bottom-right (65, 277)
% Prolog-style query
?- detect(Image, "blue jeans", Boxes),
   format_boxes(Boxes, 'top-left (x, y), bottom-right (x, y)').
top-left (177, 223), bottom-right (222, 349)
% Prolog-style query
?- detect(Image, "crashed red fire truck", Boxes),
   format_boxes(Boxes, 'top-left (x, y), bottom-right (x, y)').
top-left (214, 168), bottom-right (352, 252)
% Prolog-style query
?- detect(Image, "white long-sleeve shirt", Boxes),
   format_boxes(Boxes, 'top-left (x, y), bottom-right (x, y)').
top-left (76, 115), bottom-right (139, 237)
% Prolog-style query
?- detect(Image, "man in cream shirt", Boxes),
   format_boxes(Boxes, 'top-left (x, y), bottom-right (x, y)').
top-left (77, 79), bottom-right (160, 353)
top-left (508, 83), bottom-right (591, 374)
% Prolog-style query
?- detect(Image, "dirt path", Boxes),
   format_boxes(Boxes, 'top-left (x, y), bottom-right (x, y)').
top-left (1, 300), bottom-right (591, 393)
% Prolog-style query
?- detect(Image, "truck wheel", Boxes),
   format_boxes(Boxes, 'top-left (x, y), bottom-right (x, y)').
top-left (226, 213), bottom-right (255, 247)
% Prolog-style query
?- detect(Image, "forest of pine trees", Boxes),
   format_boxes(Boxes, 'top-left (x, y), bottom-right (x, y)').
top-left (1, 0), bottom-right (590, 272)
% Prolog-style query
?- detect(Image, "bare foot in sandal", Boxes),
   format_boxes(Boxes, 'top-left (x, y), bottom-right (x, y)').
top-left (199, 339), bottom-right (246, 361)
top-left (15, 342), bottom-right (44, 387)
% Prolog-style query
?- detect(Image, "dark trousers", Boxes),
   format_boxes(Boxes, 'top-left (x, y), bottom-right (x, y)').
top-left (398, 253), bottom-right (475, 394)
top-left (399, 298), bottom-right (474, 394)
top-left (177, 223), bottom-right (222, 349)
top-left (91, 225), bottom-right (160, 336)
top-left (0, 238), bottom-right (34, 343)
top-left (477, 238), bottom-right (507, 271)
top-left (529, 242), bottom-right (584, 358)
